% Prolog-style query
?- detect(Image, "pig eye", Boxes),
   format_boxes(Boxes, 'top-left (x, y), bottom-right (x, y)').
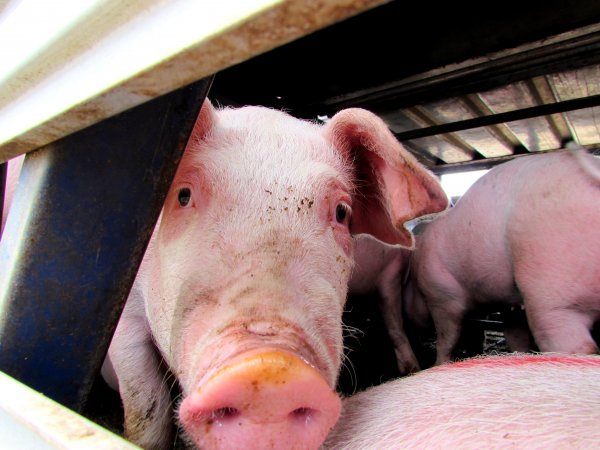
top-left (178, 188), bottom-right (192, 207)
top-left (335, 203), bottom-right (351, 225)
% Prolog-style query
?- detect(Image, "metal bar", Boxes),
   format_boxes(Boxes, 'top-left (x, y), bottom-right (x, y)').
top-left (0, 370), bottom-right (140, 449)
top-left (0, 76), bottom-right (213, 411)
top-left (431, 147), bottom-right (580, 175)
top-left (395, 93), bottom-right (600, 142)
top-left (320, 23), bottom-right (600, 112)
top-left (465, 318), bottom-right (505, 332)
top-left (431, 153), bottom-right (527, 175)
top-left (433, 145), bottom-right (600, 175)
top-left (0, 0), bottom-right (387, 159)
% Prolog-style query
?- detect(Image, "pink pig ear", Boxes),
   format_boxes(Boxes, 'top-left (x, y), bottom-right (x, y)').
top-left (189, 98), bottom-right (217, 143)
top-left (323, 108), bottom-right (448, 248)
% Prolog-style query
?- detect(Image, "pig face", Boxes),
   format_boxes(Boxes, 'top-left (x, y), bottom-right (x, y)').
top-left (148, 105), bottom-right (356, 393)
top-left (112, 100), bottom-right (448, 449)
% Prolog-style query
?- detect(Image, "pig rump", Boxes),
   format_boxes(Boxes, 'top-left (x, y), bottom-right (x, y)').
top-left (409, 149), bottom-right (600, 366)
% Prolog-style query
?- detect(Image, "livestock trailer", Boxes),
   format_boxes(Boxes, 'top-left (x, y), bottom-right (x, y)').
top-left (0, 0), bottom-right (599, 446)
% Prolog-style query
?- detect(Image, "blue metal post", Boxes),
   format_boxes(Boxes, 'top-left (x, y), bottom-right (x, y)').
top-left (0, 77), bottom-right (212, 411)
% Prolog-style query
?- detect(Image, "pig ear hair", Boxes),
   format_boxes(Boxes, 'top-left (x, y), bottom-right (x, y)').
top-left (323, 108), bottom-right (448, 248)
top-left (188, 98), bottom-right (218, 144)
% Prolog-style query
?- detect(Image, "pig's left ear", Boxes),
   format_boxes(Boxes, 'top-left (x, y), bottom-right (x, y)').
top-left (323, 108), bottom-right (448, 248)
top-left (189, 99), bottom-right (217, 142)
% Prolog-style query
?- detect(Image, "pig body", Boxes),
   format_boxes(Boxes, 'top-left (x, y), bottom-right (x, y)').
top-left (409, 150), bottom-right (600, 365)
top-left (98, 101), bottom-right (447, 449)
top-left (324, 353), bottom-right (600, 449)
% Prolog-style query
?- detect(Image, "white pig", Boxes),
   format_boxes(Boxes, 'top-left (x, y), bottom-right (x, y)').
top-left (100, 100), bottom-right (448, 449)
top-left (324, 353), bottom-right (600, 449)
top-left (409, 149), bottom-right (600, 365)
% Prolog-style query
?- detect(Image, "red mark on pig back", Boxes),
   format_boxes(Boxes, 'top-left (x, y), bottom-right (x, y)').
top-left (431, 354), bottom-right (600, 372)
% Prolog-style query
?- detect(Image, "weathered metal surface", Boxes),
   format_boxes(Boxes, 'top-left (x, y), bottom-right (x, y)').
top-left (369, 30), bottom-right (600, 169)
top-left (394, 91), bottom-right (600, 144)
top-left (0, 0), bottom-right (389, 161)
top-left (0, 77), bottom-right (212, 411)
top-left (312, 21), bottom-right (600, 113)
top-left (0, 370), bottom-right (139, 449)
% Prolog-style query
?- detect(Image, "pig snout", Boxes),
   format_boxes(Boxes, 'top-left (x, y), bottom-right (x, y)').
top-left (179, 349), bottom-right (341, 450)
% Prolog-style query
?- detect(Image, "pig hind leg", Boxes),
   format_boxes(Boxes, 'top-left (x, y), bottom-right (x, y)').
top-left (420, 281), bottom-right (469, 365)
top-left (514, 254), bottom-right (599, 355)
top-left (517, 275), bottom-right (599, 354)
top-left (378, 259), bottom-right (420, 374)
top-left (525, 302), bottom-right (599, 354)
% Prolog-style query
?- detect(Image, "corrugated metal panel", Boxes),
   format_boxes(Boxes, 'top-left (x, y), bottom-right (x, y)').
top-left (418, 97), bottom-right (514, 158)
top-left (391, 63), bottom-right (600, 170)
top-left (477, 80), bottom-right (562, 151)
top-left (381, 109), bottom-right (474, 163)
top-left (548, 65), bottom-right (600, 145)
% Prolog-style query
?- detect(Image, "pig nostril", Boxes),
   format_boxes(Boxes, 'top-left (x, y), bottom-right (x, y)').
top-left (211, 407), bottom-right (240, 420)
top-left (290, 407), bottom-right (317, 424)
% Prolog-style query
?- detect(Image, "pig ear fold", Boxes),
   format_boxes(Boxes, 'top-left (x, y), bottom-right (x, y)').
top-left (323, 108), bottom-right (449, 248)
top-left (188, 99), bottom-right (217, 144)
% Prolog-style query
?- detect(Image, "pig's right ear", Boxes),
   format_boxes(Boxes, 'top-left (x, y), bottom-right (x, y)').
top-left (323, 108), bottom-right (448, 249)
top-left (188, 99), bottom-right (217, 143)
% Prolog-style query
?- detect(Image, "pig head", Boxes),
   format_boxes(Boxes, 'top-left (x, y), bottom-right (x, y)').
top-left (103, 100), bottom-right (447, 449)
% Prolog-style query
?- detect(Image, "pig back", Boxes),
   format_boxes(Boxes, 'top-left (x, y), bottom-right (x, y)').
top-left (324, 354), bottom-right (600, 450)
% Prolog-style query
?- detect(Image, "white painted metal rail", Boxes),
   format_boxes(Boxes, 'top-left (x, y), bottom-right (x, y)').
top-left (0, 370), bottom-right (139, 449)
top-left (0, 0), bottom-right (388, 161)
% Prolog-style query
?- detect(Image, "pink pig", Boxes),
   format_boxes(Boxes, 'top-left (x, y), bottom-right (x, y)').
top-left (324, 353), bottom-right (600, 449)
top-left (100, 100), bottom-right (448, 449)
top-left (409, 149), bottom-right (600, 365)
